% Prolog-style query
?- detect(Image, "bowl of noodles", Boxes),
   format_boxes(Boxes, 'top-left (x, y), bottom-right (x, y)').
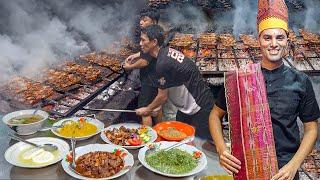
top-left (51, 117), bottom-right (104, 140)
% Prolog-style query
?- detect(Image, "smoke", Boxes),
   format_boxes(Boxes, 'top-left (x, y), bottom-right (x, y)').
top-left (160, 4), bottom-right (210, 35)
top-left (232, 0), bottom-right (257, 36)
top-left (304, 0), bottom-right (320, 32)
top-left (0, 0), bottom-right (145, 84)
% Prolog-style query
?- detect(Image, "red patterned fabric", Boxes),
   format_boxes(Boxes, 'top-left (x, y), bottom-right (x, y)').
top-left (257, 0), bottom-right (288, 25)
top-left (225, 63), bottom-right (278, 180)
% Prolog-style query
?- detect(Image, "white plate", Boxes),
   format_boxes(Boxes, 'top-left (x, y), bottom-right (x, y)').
top-left (61, 144), bottom-right (134, 180)
top-left (5, 137), bottom-right (69, 168)
top-left (51, 117), bottom-right (104, 140)
top-left (100, 123), bottom-right (157, 149)
top-left (138, 141), bottom-right (207, 177)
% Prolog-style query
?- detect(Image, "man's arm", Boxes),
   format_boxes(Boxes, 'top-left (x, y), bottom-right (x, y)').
top-left (272, 120), bottom-right (318, 180)
top-left (123, 58), bottom-right (148, 71)
top-left (209, 105), bottom-right (241, 174)
top-left (136, 88), bottom-right (168, 116)
top-left (126, 52), bottom-right (140, 62)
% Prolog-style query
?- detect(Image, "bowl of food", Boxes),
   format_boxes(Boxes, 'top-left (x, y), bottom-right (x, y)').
top-left (101, 123), bottom-right (157, 149)
top-left (51, 117), bottom-right (104, 140)
top-left (138, 141), bottom-right (207, 177)
top-left (2, 109), bottom-right (49, 135)
top-left (153, 121), bottom-right (195, 141)
top-left (61, 144), bottom-right (134, 179)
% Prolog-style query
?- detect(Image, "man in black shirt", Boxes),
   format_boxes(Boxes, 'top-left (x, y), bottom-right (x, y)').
top-left (123, 8), bottom-right (159, 126)
top-left (135, 25), bottom-right (214, 139)
top-left (209, 2), bottom-right (319, 179)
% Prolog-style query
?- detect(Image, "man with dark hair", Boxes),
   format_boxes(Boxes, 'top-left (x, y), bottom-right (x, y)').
top-left (136, 24), bottom-right (214, 140)
top-left (132, 8), bottom-right (160, 46)
top-left (123, 8), bottom-right (160, 126)
top-left (209, 0), bottom-right (319, 179)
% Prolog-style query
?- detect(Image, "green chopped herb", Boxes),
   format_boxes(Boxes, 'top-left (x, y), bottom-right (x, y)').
top-left (145, 148), bottom-right (198, 174)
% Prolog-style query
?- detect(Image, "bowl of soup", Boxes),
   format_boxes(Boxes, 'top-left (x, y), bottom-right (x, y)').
top-left (2, 109), bottom-right (49, 135)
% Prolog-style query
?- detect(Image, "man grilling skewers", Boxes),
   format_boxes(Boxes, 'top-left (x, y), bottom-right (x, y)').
top-left (123, 8), bottom-right (160, 126)
top-left (135, 24), bottom-right (214, 140)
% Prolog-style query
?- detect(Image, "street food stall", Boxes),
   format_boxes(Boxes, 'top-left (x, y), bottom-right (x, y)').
top-left (0, 0), bottom-right (319, 179)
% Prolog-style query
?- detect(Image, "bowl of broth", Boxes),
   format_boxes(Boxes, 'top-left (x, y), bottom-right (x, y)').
top-left (2, 109), bottom-right (49, 135)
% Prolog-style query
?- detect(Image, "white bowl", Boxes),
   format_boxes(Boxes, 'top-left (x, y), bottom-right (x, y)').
top-left (2, 109), bottom-right (49, 135)
top-left (51, 117), bottom-right (104, 140)
top-left (61, 144), bottom-right (134, 180)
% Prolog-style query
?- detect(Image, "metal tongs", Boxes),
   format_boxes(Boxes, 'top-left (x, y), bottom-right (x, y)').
top-left (82, 107), bottom-right (136, 113)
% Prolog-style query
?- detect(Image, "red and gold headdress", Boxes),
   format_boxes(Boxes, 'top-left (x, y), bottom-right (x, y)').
top-left (257, 0), bottom-right (288, 34)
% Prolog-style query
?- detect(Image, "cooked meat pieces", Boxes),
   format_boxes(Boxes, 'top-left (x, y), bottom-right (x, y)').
top-left (239, 34), bottom-right (260, 48)
top-left (75, 151), bottom-right (124, 178)
top-left (80, 52), bottom-right (122, 72)
top-left (299, 29), bottom-right (320, 44)
top-left (199, 33), bottom-right (217, 47)
top-left (219, 34), bottom-right (236, 48)
top-left (169, 33), bottom-right (196, 47)
top-left (2, 77), bottom-right (54, 104)
top-left (46, 70), bottom-right (81, 89)
top-left (104, 126), bottom-right (138, 146)
top-left (63, 62), bottom-right (101, 82)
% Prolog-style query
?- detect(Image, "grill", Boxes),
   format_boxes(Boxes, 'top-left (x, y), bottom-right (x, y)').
top-left (0, 52), bottom-right (126, 117)
top-left (168, 29), bottom-right (320, 78)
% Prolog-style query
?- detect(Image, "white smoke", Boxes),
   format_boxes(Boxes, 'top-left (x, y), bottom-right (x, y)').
top-left (161, 4), bottom-right (210, 35)
top-left (0, 0), bottom-right (144, 84)
top-left (232, 0), bottom-right (257, 36)
top-left (304, 0), bottom-right (320, 32)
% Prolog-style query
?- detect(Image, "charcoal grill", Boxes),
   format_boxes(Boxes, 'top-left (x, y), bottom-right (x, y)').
top-left (0, 53), bottom-right (126, 117)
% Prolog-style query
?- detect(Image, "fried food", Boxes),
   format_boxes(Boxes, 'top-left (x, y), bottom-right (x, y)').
top-left (75, 151), bottom-right (124, 178)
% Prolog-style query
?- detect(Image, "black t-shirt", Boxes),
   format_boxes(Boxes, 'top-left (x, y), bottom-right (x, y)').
top-left (215, 63), bottom-right (320, 167)
top-left (156, 47), bottom-right (214, 114)
top-left (140, 52), bottom-right (158, 87)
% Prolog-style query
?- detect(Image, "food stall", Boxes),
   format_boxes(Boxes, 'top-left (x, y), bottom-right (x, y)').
top-left (0, 0), bottom-right (319, 179)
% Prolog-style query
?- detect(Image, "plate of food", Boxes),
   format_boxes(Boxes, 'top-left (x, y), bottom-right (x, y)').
top-left (101, 123), bottom-right (157, 149)
top-left (5, 137), bottom-right (69, 168)
top-left (2, 109), bottom-right (49, 135)
top-left (138, 141), bottom-right (207, 177)
top-left (51, 117), bottom-right (104, 140)
top-left (61, 144), bottom-right (134, 180)
top-left (153, 121), bottom-right (195, 141)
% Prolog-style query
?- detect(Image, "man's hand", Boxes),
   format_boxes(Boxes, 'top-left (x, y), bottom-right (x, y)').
top-left (219, 150), bottom-right (241, 175)
top-left (271, 163), bottom-right (299, 180)
top-left (125, 53), bottom-right (139, 63)
top-left (122, 61), bottom-right (132, 71)
top-left (136, 107), bottom-right (152, 116)
top-left (150, 106), bottom-right (161, 117)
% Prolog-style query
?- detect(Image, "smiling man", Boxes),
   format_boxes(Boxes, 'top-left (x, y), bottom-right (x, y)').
top-left (135, 24), bottom-right (214, 140)
top-left (209, 0), bottom-right (319, 179)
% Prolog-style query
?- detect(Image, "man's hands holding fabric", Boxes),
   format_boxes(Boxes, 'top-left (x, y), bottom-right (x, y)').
top-left (218, 150), bottom-right (241, 175)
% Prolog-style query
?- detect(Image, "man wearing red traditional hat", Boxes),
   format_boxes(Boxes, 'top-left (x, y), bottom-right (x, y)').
top-left (209, 0), bottom-right (319, 179)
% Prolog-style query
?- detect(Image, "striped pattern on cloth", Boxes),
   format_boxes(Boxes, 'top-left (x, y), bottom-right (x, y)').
top-left (225, 63), bottom-right (278, 179)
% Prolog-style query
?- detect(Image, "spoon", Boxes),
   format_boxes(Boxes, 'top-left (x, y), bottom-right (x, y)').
top-left (69, 137), bottom-right (77, 171)
top-left (67, 137), bottom-right (132, 177)
top-left (145, 136), bottom-right (194, 157)
top-left (9, 134), bottom-right (58, 152)
top-left (39, 120), bottom-right (78, 131)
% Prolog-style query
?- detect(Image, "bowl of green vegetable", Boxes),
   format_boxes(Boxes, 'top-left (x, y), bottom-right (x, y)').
top-left (138, 141), bottom-right (207, 177)
top-left (2, 109), bottom-right (49, 135)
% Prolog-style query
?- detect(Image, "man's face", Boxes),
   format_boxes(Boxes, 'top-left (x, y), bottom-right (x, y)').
top-left (140, 16), bottom-right (154, 29)
top-left (259, 28), bottom-right (288, 62)
top-left (140, 32), bottom-right (156, 54)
